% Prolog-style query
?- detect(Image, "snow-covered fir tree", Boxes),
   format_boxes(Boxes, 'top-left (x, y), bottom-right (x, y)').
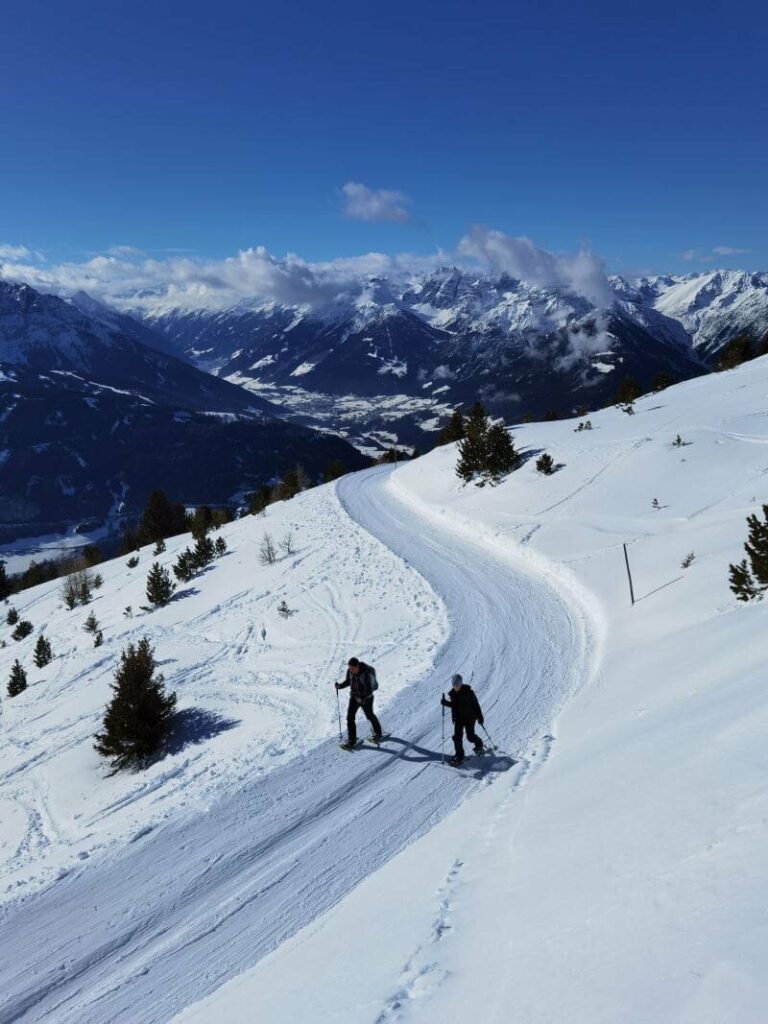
top-left (8, 659), bottom-right (27, 697)
top-left (94, 637), bottom-right (177, 772)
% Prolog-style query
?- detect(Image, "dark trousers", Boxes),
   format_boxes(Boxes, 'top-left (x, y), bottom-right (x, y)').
top-left (347, 696), bottom-right (381, 744)
top-left (453, 718), bottom-right (482, 759)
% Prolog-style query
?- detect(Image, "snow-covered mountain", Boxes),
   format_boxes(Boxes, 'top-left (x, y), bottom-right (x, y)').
top-left (1, 355), bottom-right (767, 1022)
top-left (142, 268), bottom-right (707, 448)
top-left (0, 282), bottom-right (368, 543)
top-left (637, 269), bottom-right (768, 360)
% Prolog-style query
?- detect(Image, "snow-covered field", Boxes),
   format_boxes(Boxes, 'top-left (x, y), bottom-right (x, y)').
top-left (176, 359), bottom-right (768, 1023)
top-left (2, 355), bottom-right (767, 1023)
top-left (0, 485), bottom-right (445, 908)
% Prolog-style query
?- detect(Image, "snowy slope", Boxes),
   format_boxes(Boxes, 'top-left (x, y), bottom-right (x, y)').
top-left (0, 485), bottom-right (444, 910)
top-left (0, 467), bottom-right (589, 1023)
top-left (175, 358), bottom-right (768, 1023)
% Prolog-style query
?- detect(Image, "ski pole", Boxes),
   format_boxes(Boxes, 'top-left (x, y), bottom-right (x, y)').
top-left (335, 685), bottom-right (343, 742)
top-left (441, 697), bottom-right (446, 764)
top-left (480, 723), bottom-right (496, 750)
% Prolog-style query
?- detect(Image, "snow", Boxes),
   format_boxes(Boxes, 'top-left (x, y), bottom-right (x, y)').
top-left (2, 356), bottom-right (768, 1022)
top-left (0, 486), bottom-right (444, 912)
top-left (178, 358), bottom-right (768, 1023)
top-left (289, 361), bottom-right (316, 376)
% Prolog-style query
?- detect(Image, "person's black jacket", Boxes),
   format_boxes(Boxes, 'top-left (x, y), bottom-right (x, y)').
top-left (338, 662), bottom-right (376, 701)
top-left (441, 684), bottom-right (483, 725)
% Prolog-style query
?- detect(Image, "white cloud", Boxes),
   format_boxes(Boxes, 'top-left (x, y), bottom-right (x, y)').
top-left (340, 182), bottom-right (410, 223)
top-left (0, 244), bottom-right (33, 262)
top-left (682, 245), bottom-right (750, 262)
top-left (457, 227), bottom-right (613, 306)
top-left (0, 231), bottom-right (617, 314)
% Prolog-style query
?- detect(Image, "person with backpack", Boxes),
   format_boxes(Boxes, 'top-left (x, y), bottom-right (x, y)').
top-left (441, 673), bottom-right (484, 766)
top-left (336, 657), bottom-right (383, 749)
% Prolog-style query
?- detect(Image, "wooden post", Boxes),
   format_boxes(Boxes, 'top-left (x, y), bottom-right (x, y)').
top-left (623, 542), bottom-right (635, 607)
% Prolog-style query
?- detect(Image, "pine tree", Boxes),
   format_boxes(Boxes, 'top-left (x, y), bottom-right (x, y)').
top-left (33, 634), bottom-right (53, 668)
top-left (729, 559), bottom-right (759, 602)
top-left (126, 555), bottom-right (140, 569)
top-left (214, 536), bottom-right (227, 557)
top-left (139, 490), bottom-right (187, 546)
top-left (84, 610), bottom-right (99, 635)
top-left (743, 504), bottom-right (768, 587)
top-left (436, 408), bottom-right (466, 447)
top-left (94, 637), bottom-right (177, 772)
top-left (192, 535), bottom-right (215, 569)
top-left (616, 376), bottom-right (641, 405)
top-left (6, 607), bottom-right (19, 626)
top-left (146, 563), bottom-right (175, 608)
top-left (8, 659), bottom-right (27, 697)
top-left (536, 453), bottom-right (555, 475)
top-left (456, 402), bottom-right (489, 482)
top-left (12, 620), bottom-right (33, 641)
top-left (322, 460), bottom-right (344, 484)
top-left (153, 538), bottom-right (167, 556)
top-left (653, 371), bottom-right (675, 392)
top-left (0, 560), bottom-right (10, 602)
top-left (485, 422), bottom-right (519, 481)
top-left (94, 630), bottom-right (104, 648)
top-left (173, 549), bottom-right (196, 583)
top-left (248, 484), bottom-right (273, 516)
top-left (716, 335), bottom-right (752, 371)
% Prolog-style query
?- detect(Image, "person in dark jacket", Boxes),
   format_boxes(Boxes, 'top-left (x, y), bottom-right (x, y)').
top-left (336, 657), bottom-right (383, 748)
top-left (441, 673), bottom-right (484, 764)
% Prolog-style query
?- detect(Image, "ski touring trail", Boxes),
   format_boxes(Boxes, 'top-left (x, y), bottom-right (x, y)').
top-left (0, 465), bottom-right (593, 1024)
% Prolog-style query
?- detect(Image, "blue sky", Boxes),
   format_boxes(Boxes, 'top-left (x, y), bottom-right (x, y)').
top-left (1, 0), bottom-right (766, 276)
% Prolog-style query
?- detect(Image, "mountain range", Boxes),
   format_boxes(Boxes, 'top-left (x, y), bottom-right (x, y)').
top-left (0, 281), bottom-right (368, 545)
top-left (139, 268), bottom-right (768, 448)
top-left (2, 267), bottom-right (767, 545)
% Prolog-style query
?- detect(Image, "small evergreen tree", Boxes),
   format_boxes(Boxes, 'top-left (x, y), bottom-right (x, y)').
top-left (652, 371), bottom-right (675, 392)
top-left (12, 620), bottom-right (34, 641)
top-left (716, 335), bottom-right (752, 371)
top-left (93, 572), bottom-right (104, 590)
top-left (681, 551), bottom-right (695, 570)
top-left (126, 555), bottom-right (140, 569)
top-left (34, 634), bottom-right (53, 668)
top-left (485, 422), bottom-right (519, 481)
top-left (0, 560), bottom-right (10, 602)
top-left (94, 637), bottom-right (177, 772)
top-left (543, 410), bottom-right (560, 422)
top-left (322, 460), bottom-right (345, 484)
top-left (84, 610), bottom-right (100, 635)
top-left (190, 506), bottom-right (214, 541)
top-left (173, 549), bottom-right (196, 583)
top-left (456, 402), bottom-right (489, 482)
top-left (616, 376), bottom-right (642, 405)
top-left (673, 434), bottom-right (684, 448)
top-left (153, 538), bottom-right (167, 556)
top-left (6, 607), bottom-right (19, 626)
top-left (94, 630), bottom-right (104, 648)
top-left (536, 453), bottom-right (555, 475)
top-left (248, 484), bottom-right (273, 516)
top-left (729, 559), bottom-right (760, 602)
top-left (743, 504), bottom-right (768, 587)
top-left (260, 533), bottom-right (277, 565)
top-left (192, 534), bottom-right (215, 569)
top-left (277, 599), bottom-right (291, 618)
top-left (436, 408), bottom-right (466, 447)
top-left (8, 659), bottom-right (27, 697)
top-left (146, 563), bottom-right (176, 608)
top-left (214, 536), bottom-right (227, 557)
top-left (140, 490), bottom-right (187, 546)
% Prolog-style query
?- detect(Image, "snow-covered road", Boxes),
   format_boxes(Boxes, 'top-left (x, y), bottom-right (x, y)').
top-left (0, 466), bottom-right (590, 1024)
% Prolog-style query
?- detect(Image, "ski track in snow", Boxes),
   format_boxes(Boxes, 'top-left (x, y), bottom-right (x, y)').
top-left (0, 466), bottom-right (591, 1024)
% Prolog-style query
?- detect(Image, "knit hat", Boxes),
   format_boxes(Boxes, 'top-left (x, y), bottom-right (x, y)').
top-left (451, 673), bottom-right (463, 686)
